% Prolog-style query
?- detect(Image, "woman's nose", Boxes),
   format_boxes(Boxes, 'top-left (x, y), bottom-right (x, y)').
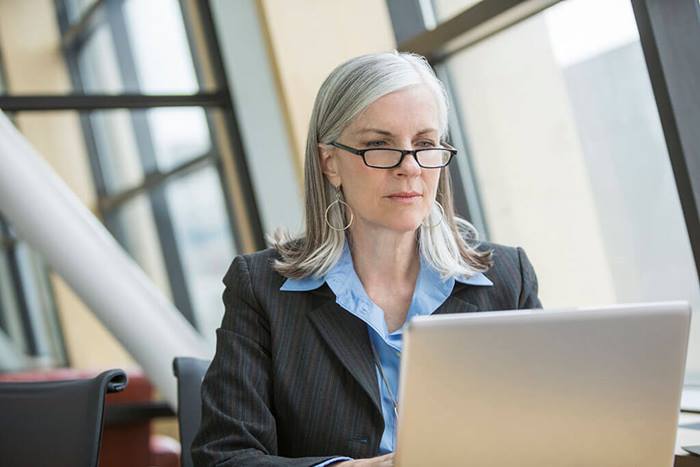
top-left (395, 151), bottom-right (422, 176)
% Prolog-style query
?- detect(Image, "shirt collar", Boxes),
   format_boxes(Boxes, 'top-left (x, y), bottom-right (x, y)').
top-left (280, 241), bottom-right (493, 292)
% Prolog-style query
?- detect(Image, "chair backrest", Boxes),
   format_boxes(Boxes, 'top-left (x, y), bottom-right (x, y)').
top-left (0, 368), bottom-right (127, 467)
top-left (173, 357), bottom-right (210, 467)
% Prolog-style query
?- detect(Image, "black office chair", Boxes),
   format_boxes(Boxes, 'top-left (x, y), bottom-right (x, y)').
top-left (0, 368), bottom-right (127, 467)
top-left (173, 357), bottom-right (210, 467)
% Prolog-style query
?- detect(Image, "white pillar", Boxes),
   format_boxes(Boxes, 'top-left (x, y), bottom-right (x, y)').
top-left (0, 110), bottom-right (210, 407)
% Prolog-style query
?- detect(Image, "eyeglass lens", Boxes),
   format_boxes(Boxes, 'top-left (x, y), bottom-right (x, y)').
top-left (364, 149), bottom-right (450, 168)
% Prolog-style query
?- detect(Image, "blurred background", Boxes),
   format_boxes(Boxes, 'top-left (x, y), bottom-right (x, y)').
top-left (0, 0), bottom-right (699, 459)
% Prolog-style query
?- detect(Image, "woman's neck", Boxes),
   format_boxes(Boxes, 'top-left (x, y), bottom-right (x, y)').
top-left (348, 226), bottom-right (420, 289)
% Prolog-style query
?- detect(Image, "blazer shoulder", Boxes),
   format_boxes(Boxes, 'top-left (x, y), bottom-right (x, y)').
top-left (475, 240), bottom-right (520, 260)
top-left (473, 240), bottom-right (534, 284)
top-left (223, 247), bottom-right (284, 287)
top-left (471, 240), bottom-right (541, 308)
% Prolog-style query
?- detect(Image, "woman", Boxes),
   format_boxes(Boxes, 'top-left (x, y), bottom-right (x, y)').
top-left (192, 52), bottom-right (541, 466)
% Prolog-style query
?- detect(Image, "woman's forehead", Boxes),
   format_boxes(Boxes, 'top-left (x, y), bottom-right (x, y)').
top-left (345, 86), bottom-right (440, 137)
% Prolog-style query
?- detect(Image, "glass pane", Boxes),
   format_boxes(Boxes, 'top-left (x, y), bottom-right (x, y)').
top-left (90, 107), bottom-right (212, 194)
top-left (78, 25), bottom-right (124, 94)
top-left (74, 0), bottom-right (205, 94)
top-left (0, 219), bottom-right (66, 371)
top-left (14, 243), bottom-right (65, 366)
top-left (0, 245), bottom-right (29, 361)
top-left (433, 0), bottom-right (483, 23)
top-left (64, 0), bottom-right (99, 25)
top-left (111, 194), bottom-right (173, 300)
top-left (445, 0), bottom-right (700, 382)
top-left (90, 109), bottom-right (144, 193)
top-left (148, 107), bottom-right (211, 172)
top-left (166, 166), bottom-right (236, 345)
top-left (123, 0), bottom-right (204, 94)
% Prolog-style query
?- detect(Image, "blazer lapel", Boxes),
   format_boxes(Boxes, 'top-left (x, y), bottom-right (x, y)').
top-left (305, 282), bottom-right (479, 416)
top-left (433, 283), bottom-right (480, 315)
top-left (307, 291), bottom-right (382, 415)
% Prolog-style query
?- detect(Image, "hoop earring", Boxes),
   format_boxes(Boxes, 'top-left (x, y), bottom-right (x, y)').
top-left (325, 186), bottom-right (354, 231)
top-left (423, 201), bottom-right (445, 229)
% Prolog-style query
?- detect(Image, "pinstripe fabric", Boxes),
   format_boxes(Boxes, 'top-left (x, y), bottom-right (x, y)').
top-left (192, 242), bottom-right (541, 466)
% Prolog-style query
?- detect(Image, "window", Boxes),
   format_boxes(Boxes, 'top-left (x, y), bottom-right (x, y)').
top-left (55, 0), bottom-right (263, 345)
top-left (393, 0), bottom-right (700, 384)
top-left (0, 218), bottom-right (67, 372)
top-left (432, 0), bottom-right (482, 22)
top-left (0, 49), bottom-right (66, 372)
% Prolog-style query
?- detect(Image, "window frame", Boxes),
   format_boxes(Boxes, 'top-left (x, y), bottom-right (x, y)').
top-left (0, 216), bottom-right (68, 370)
top-left (47, 0), bottom-right (266, 329)
top-left (389, 0), bottom-right (700, 283)
top-left (387, 0), bottom-right (700, 397)
top-left (0, 44), bottom-right (67, 370)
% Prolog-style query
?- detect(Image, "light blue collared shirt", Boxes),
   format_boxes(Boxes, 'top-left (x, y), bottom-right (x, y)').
top-left (281, 242), bottom-right (493, 463)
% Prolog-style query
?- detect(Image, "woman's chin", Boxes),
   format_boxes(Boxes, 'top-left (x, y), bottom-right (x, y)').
top-left (377, 218), bottom-right (425, 234)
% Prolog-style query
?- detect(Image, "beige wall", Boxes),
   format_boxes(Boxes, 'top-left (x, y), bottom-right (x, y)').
top-left (0, 0), bottom-right (136, 370)
top-left (258, 0), bottom-right (396, 164)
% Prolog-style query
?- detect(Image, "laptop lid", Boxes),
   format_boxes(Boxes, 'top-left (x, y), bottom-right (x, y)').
top-left (395, 302), bottom-right (691, 467)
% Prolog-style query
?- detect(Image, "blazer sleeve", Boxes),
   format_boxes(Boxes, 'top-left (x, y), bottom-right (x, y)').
top-left (191, 255), bottom-right (341, 467)
top-left (516, 246), bottom-right (542, 309)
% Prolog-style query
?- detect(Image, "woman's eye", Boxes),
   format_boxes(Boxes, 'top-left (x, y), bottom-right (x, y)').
top-left (365, 140), bottom-right (386, 147)
top-left (417, 141), bottom-right (436, 147)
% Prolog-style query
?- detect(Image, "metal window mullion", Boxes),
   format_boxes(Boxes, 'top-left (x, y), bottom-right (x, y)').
top-left (386, 0), bottom-right (429, 44)
top-left (60, 0), bottom-right (110, 52)
top-left (57, 0), bottom-right (128, 250)
top-left (15, 246), bottom-right (69, 365)
top-left (5, 241), bottom-right (39, 356)
top-left (0, 218), bottom-right (16, 341)
top-left (632, 0), bottom-right (700, 283)
top-left (99, 151), bottom-right (216, 213)
top-left (398, 0), bottom-right (562, 64)
top-left (106, 0), bottom-right (198, 327)
top-left (178, 0), bottom-right (245, 253)
top-left (182, 0), bottom-right (266, 252)
top-left (0, 93), bottom-right (228, 112)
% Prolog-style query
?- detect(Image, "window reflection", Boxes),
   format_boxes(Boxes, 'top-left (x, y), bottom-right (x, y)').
top-left (91, 110), bottom-right (144, 193)
top-left (0, 222), bottom-right (66, 371)
top-left (123, 0), bottom-right (202, 94)
top-left (78, 26), bottom-right (123, 94)
top-left (74, 0), bottom-right (204, 94)
top-left (0, 244), bottom-right (28, 363)
top-left (112, 194), bottom-right (173, 300)
top-left (64, 0), bottom-right (98, 24)
top-left (443, 0), bottom-right (700, 381)
top-left (148, 107), bottom-right (211, 172)
top-left (166, 166), bottom-right (236, 344)
top-left (433, 0), bottom-right (483, 23)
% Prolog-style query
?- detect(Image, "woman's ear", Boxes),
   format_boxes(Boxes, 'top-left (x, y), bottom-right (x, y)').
top-left (319, 144), bottom-right (341, 187)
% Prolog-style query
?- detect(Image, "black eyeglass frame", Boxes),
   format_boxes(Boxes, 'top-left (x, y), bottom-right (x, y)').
top-left (329, 141), bottom-right (457, 169)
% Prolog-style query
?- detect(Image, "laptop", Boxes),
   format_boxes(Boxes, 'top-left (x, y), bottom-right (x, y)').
top-left (394, 301), bottom-right (691, 467)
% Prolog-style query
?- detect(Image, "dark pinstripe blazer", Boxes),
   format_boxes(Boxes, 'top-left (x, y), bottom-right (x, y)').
top-left (192, 242), bottom-right (541, 466)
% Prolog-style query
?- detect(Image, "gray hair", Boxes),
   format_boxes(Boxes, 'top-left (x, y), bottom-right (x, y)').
top-left (272, 51), bottom-right (492, 279)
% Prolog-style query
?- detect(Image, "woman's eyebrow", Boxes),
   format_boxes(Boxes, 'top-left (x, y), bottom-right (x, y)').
top-left (353, 128), bottom-right (394, 136)
top-left (352, 128), bottom-right (438, 136)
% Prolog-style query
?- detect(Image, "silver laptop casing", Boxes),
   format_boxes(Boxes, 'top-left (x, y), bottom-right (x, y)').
top-left (395, 302), bottom-right (690, 467)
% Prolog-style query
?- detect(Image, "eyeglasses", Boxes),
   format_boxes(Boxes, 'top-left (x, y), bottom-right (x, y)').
top-left (330, 141), bottom-right (457, 169)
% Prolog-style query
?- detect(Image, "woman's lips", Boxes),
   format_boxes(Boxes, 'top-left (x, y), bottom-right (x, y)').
top-left (386, 192), bottom-right (422, 203)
